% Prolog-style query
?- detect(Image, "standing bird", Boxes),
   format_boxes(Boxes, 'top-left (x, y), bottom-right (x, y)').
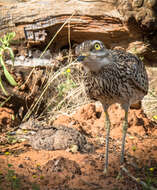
top-left (75, 40), bottom-right (148, 173)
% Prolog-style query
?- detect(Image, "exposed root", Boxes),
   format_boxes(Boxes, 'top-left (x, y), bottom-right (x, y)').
top-left (121, 166), bottom-right (157, 190)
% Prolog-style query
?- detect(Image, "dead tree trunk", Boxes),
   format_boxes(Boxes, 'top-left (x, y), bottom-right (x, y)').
top-left (0, 0), bottom-right (156, 55)
top-left (0, 65), bottom-right (49, 119)
top-left (0, 0), bottom-right (157, 120)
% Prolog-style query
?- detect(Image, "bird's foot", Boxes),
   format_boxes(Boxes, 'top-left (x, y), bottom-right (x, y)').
top-left (116, 163), bottom-right (125, 180)
top-left (116, 170), bottom-right (123, 180)
top-left (103, 167), bottom-right (108, 176)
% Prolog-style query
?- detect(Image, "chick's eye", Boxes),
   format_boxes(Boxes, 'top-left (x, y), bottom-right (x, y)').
top-left (94, 43), bottom-right (101, 50)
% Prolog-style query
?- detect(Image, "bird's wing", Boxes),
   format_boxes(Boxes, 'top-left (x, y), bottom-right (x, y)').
top-left (109, 50), bottom-right (148, 94)
top-left (124, 55), bottom-right (148, 94)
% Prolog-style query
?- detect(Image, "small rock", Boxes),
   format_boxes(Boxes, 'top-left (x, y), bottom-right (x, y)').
top-left (18, 55), bottom-right (25, 61)
top-left (42, 156), bottom-right (81, 175)
top-left (18, 164), bottom-right (24, 168)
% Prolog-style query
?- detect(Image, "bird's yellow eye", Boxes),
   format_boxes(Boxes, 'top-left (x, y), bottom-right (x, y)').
top-left (94, 43), bottom-right (101, 50)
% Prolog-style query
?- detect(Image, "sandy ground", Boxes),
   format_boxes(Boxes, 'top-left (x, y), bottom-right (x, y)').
top-left (0, 103), bottom-right (157, 190)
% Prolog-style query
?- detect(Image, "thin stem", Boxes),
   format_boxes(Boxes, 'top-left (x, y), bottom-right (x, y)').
top-left (103, 109), bottom-right (111, 174)
top-left (121, 108), bottom-right (129, 164)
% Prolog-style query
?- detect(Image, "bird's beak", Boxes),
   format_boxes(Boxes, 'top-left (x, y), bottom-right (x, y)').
top-left (77, 53), bottom-right (88, 62)
top-left (77, 55), bottom-right (86, 62)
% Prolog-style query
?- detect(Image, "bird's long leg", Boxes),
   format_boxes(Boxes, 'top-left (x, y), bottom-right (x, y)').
top-left (120, 106), bottom-right (129, 164)
top-left (103, 107), bottom-right (111, 174)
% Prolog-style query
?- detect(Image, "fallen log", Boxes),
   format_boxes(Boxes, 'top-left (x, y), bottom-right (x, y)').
top-left (0, 64), bottom-right (48, 119)
top-left (0, 0), bottom-right (157, 120)
top-left (0, 0), bottom-right (156, 59)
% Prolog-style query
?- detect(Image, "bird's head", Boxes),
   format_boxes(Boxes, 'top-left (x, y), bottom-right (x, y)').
top-left (75, 40), bottom-right (111, 72)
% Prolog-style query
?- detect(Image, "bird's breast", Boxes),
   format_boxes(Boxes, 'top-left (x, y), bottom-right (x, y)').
top-left (82, 70), bottom-right (146, 105)
top-left (83, 72), bottom-right (120, 101)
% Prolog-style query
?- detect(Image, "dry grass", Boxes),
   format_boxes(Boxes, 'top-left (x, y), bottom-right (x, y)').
top-left (42, 51), bottom-right (90, 122)
top-left (142, 89), bottom-right (157, 122)
top-left (142, 66), bottom-right (157, 122)
top-left (23, 54), bottom-right (157, 124)
top-left (22, 11), bottom-right (91, 123)
top-left (23, 50), bottom-right (90, 123)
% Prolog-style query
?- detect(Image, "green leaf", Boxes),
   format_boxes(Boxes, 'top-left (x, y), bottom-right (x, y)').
top-left (8, 163), bottom-right (13, 168)
top-left (0, 56), bottom-right (17, 86)
top-left (5, 47), bottom-right (15, 65)
top-left (1, 63), bottom-right (16, 87)
top-left (7, 32), bottom-right (15, 42)
top-left (3, 65), bottom-right (17, 86)
top-left (0, 96), bottom-right (11, 107)
top-left (0, 32), bottom-right (16, 49)
top-left (0, 55), bottom-right (5, 67)
top-left (0, 75), bottom-right (8, 96)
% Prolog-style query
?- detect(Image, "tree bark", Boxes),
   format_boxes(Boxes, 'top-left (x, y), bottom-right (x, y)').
top-left (0, 0), bottom-right (156, 53)
top-left (0, 65), bottom-right (48, 118)
top-left (0, 0), bottom-right (157, 119)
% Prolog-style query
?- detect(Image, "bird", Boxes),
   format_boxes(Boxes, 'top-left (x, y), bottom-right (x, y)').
top-left (75, 40), bottom-right (148, 173)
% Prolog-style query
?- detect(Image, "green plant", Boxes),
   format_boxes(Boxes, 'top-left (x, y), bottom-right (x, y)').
top-left (6, 164), bottom-right (21, 190)
top-left (55, 68), bottom-right (77, 111)
top-left (32, 183), bottom-right (40, 190)
top-left (22, 12), bottom-right (88, 121)
top-left (0, 171), bottom-right (3, 189)
top-left (6, 134), bottom-right (18, 144)
top-left (0, 32), bottom-right (17, 96)
top-left (143, 167), bottom-right (157, 189)
top-left (57, 68), bottom-right (76, 98)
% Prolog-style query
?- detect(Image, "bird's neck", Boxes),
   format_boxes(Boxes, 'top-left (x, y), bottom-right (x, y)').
top-left (83, 57), bottom-right (113, 73)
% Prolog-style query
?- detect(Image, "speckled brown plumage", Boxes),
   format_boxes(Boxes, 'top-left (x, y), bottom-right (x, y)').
top-left (75, 40), bottom-right (148, 107)
top-left (15, 119), bottom-right (92, 152)
top-left (75, 40), bottom-right (148, 173)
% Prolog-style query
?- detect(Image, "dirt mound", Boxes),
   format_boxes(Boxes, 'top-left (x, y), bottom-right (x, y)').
top-left (41, 156), bottom-right (81, 188)
top-left (0, 108), bottom-right (14, 133)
